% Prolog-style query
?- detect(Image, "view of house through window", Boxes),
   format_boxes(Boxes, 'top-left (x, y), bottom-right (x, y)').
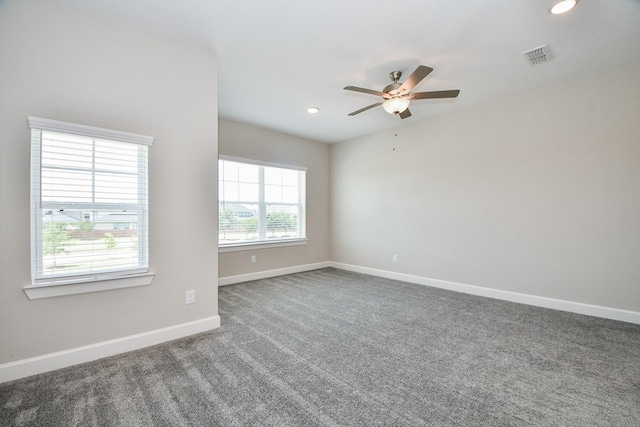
top-left (29, 117), bottom-right (151, 284)
top-left (219, 156), bottom-right (306, 246)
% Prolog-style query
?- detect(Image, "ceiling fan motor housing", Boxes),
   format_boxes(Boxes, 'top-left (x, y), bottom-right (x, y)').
top-left (383, 82), bottom-right (401, 96)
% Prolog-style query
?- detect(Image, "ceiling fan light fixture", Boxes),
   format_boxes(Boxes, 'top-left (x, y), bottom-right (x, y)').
top-left (549, 0), bottom-right (577, 14)
top-left (382, 97), bottom-right (410, 115)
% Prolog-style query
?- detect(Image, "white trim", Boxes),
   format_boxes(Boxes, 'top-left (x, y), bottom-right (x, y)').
top-left (23, 272), bottom-right (155, 299)
top-left (219, 155), bottom-right (306, 171)
top-left (28, 116), bottom-right (154, 146)
top-left (330, 262), bottom-right (640, 325)
top-left (0, 316), bottom-right (220, 384)
top-left (219, 239), bottom-right (308, 252)
top-left (218, 261), bottom-right (330, 286)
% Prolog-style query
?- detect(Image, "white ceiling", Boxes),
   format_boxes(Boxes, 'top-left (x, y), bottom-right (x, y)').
top-left (59, 0), bottom-right (640, 143)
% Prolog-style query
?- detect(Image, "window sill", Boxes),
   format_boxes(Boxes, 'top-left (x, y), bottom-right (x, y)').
top-left (23, 272), bottom-right (155, 300)
top-left (219, 239), bottom-right (308, 253)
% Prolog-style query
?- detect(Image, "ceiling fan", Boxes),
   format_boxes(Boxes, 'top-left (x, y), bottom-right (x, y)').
top-left (344, 65), bottom-right (460, 119)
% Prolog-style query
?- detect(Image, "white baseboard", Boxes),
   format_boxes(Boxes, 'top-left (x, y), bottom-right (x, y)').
top-left (0, 315), bottom-right (220, 384)
top-left (218, 261), bottom-right (331, 286)
top-left (330, 262), bottom-right (640, 325)
top-left (5, 261), bottom-right (637, 384)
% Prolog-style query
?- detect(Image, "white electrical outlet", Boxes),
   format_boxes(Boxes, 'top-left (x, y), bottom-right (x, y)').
top-left (186, 290), bottom-right (195, 304)
top-left (393, 254), bottom-right (398, 263)
top-left (251, 255), bottom-right (257, 263)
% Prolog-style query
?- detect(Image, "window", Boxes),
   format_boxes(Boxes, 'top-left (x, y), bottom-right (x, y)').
top-left (219, 156), bottom-right (306, 248)
top-left (27, 117), bottom-right (153, 296)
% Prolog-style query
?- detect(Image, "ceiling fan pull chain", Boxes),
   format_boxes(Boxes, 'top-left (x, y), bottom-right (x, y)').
top-left (393, 129), bottom-right (398, 151)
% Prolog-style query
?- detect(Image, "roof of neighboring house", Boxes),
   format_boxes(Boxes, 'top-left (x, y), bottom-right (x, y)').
top-left (43, 210), bottom-right (80, 223)
top-left (221, 204), bottom-right (256, 215)
top-left (43, 210), bottom-right (137, 223)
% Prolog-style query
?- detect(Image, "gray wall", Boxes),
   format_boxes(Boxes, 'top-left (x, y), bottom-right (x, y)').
top-left (0, 0), bottom-right (219, 363)
top-left (331, 64), bottom-right (640, 312)
top-left (218, 119), bottom-right (330, 278)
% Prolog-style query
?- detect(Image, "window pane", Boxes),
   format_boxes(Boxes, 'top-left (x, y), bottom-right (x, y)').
top-left (266, 205), bottom-right (298, 239)
top-left (264, 167), bottom-right (281, 185)
top-left (95, 140), bottom-right (139, 174)
top-left (42, 132), bottom-right (93, 169)
top-left (239, 182), bottom-right (259, 201)
top-left (282, 185), bottom-right (299, 204)
top-left (95, 172), bottom-right (138, 204)
top-left (265, 184), bottom-right (282, 203)
top-left (222, 181), bottom-right (239, 202)
top-left (42, 169), bottom-right (93, 203)
top-left (281, 169), bottom-right (298, 185)
top-left (38, 209), bottom-right (141, 278)
top-left (219, 203), bottom-right (259, 244)
top-left (237, 163), bottom-right (259, 183)
top-left (219, 158), bottom-right (305, 246)
top-left (220, 161), bottom-right (239, 181)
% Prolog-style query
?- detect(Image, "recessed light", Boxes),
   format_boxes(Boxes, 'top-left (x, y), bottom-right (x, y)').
top-left (307, 107), bottom-right (319, 114)
top-left (549, 0), bottom-right (577, 14)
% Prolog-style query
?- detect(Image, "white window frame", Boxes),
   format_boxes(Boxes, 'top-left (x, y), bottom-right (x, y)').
top-left (218, 155), bottom-right (307, 251)
top-left (23, 117), bottom-right (154, 299)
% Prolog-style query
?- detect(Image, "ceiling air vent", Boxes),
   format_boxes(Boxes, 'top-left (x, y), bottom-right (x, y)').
top-left (522, 45), bottom-right (552, 65)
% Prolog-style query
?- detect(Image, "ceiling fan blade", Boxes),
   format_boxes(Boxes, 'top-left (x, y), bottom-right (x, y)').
top-left (410, 89), bottom-right (460, 99)
top-left (398, 65), bottom-right (433, 94)
top-left (348, 101), bottom-right (384, 116)
top-left (344, 86), bottom-right (387, 97)
top-left (399, 108), bottom-right (412, 119)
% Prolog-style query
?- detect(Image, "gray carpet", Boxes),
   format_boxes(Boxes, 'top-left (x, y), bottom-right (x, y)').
top-left (1, 268), bottom-right (639, 426)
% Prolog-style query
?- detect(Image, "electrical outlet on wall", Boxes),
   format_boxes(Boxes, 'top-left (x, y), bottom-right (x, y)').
top-left (186, 290), bottom-right (195, 304)
top-left (393, 254), bottom-right (398, 263)
top-left (251, 255), bottom-right (257, 263)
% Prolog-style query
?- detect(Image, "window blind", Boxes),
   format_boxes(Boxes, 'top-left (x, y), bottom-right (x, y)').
top-left (29, 117), bottom-right (152, 285)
